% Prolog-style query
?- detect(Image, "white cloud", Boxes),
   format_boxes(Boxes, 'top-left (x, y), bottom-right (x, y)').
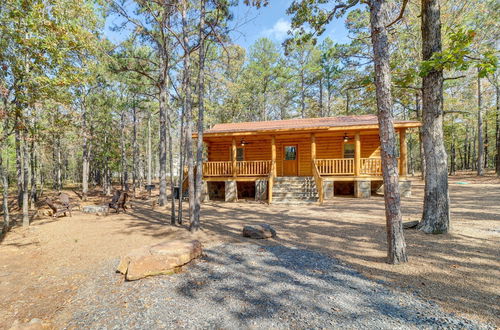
top-left (262, 18), bottom-right (291, 41)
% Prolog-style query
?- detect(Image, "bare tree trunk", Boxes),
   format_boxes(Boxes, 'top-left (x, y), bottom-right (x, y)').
top-left (319, 77), bottom-right (324, 117)
top-left (167, 110), bottom-right (176, 224)
top-left (22, 129), bottom-right (30, 226)
top-left (369, 0), bottom-right (407, 264)
top-left (177, 107), bottom-right (186, 225)
top-left (132, 103), bottom-right (138, 197)
top-left (0, 148), bottom-right (9, 233)
top-left (300, 71), bottom-right (306, 118)
top-left (345, 90), bottom-right (350, 115)
top-left (15, 115), bottom-right (23, 208)
top-left (464, 125), bottom-right (469, 170)
top-left (416, 93), bottom-right (425, 179)
top-left (419, 0), bottom-right (450, 234)
top-left (495, 79), bottom-right (500, 175)
top-left (477, 70), bottom-right (484, 176)
top-left (159, 82), bottom-right (168, 207)
top-left (181, 0), bottom-right (196, 226)
top-left (192, 0), bottom-right (206, 232)
top-left (55, 135), bottom-right (62, 190)
top-left (147, 114), bottom-right (152, 186)
top-left (484, 115), bottom-right (488, 169)
top-left (82, 106), bottom-right (89, 201)
top-left (120, 110), bottom-right (129, 190)
top-left (29, 138), bottom-right (38, 207)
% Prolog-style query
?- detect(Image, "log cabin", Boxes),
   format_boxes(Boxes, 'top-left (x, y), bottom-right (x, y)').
top-left (196, 114), bottom-right (421, 203)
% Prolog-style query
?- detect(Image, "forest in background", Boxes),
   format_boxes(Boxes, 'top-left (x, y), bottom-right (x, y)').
top-left (0, 0), bottom-right (499, 238)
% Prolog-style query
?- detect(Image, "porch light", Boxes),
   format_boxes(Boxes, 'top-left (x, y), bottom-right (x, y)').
top-left (240, 138), bottom-right (247, 146)
top-left (343, 133), bottom-right (350, 142)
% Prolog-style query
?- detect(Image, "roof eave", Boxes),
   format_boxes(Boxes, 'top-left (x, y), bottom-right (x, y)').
top-left (192, 121), bottom-right (421, 138)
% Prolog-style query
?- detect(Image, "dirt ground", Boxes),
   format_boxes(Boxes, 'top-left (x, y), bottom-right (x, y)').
top-left (0, 172), bottom-right (499, 328)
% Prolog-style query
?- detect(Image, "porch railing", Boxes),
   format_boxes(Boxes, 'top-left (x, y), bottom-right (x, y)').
top-left (236, 160), bottom-right (272, 176)
top-left (314, 158), bottom-right (390, 176)
top-left (360, 158), bottom-right (383, 176)
top-left (315, 158), bottom-right (354, 175)
top-left (203, 160), bottom-right (271, 177)
top-left (203, 161), bottom-right (232, 177)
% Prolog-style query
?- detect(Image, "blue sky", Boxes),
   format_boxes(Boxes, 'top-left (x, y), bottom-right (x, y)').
top-left (104, 0), bottom-right (352, 51)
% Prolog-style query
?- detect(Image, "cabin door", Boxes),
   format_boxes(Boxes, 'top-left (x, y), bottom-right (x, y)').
top-left (283, 145), bottom-right (298, 176)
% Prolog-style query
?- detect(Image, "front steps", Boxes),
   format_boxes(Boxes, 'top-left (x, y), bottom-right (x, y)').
top-left (272, 176), bottom-right (319, 204)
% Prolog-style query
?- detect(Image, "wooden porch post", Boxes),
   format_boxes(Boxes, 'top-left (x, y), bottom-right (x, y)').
top-left (232, 137), bottom-right (237, 177)
top-left (399, 129), bottom-right (407, 177)
top-left (311, 133), bottom-right (316, 163)
top-left (271, 135), bottom-right (276, 176)
top-left (354, 132), bottom-right (361, 176)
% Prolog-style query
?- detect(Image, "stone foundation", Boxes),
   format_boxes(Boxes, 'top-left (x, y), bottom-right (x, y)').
top-left (322, 179), bottom-right (334, 200)
top-left (225, 180), bottom-right (237, 202)
top-left (354, 180), bottom-right (371, 198)
top-left (255, 179), bottom-right (268, 201)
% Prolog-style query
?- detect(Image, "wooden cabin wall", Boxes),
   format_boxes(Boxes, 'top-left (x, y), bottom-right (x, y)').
top-left (206, 133), bottom-right (382, 176)
top-left (207, 142), bottom-right (231, 161)
top-left (360, 135), bottom-right (381, 158)
top-left (242, 139), bottom-right (272, 161)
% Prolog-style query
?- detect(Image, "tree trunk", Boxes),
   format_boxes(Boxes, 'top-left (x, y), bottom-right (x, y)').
top-left (15, 115), bottom-right (23, 208)
top-left (22, 129), bottom-right (30, 226)
top-left (300, 71), bottom-right (306, 118)
top-left (82, 106), bottom-right (89, 201)
top-left (495, 80), bottom-right (500, 175)
top-left (345, 90), bottom-right (350, 115)
top-left (159, 81), bottom-right (168, 207)
top-left (177, 121), bottom-right (185, 225)
top-left (29, 138), bottom-right (38, 207)
top-left (0, 148), bottom-right (9, 233)
top-left (319, 77), bottom-right (324, 117)
top-left (147, 114), bottom-right (152, 185)
top-left (369, 0), bottom-right (407, 264)
top-left (484, 114), bottom-right (488, 169)
top-left (477, 70), bottom-right (484, 176)
top-left (132, 103), bottom-right (138, 197)
top-left (416, 92), bottom-right (425, 179)
top-left (181, 0), bottom-right (196, 226)
top-left (53, 135), bottom-right (62, 191)
top-left (464, 125), bottom-right (469, 170)
top-left (120, 110), bottom-right (128, 190)
top-left (167, 110), bottom-right (176, 224)
top-left (419, 0), bottom-right (450, 234)
top-left (192, 0), bottom-right (206, 232)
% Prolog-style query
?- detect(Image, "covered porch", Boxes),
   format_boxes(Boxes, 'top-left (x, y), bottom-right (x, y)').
top-left (202, 129), bottom-right (409, 180)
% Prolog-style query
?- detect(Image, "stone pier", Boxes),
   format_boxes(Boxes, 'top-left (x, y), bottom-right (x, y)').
top-left (225, 180), bottom-right (237, 202)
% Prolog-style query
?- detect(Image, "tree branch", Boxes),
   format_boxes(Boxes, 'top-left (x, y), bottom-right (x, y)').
top-left (386, 0), bottom-right (409, 28)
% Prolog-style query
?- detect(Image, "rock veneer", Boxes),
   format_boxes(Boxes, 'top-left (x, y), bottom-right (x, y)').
top-left (242, 224), bottom-right (277, 239)
top-left (117, 240), bottom-right (203, 281)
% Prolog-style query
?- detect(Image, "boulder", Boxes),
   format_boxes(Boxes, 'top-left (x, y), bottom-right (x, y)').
top-left (117, 240), bottom-right (202, 281)
top-left (82, 205), bottom-right (109, 215)
top-left (403, 220), bottom-right (419, 229)
top-left (242, 224), bottom-right (277, 239)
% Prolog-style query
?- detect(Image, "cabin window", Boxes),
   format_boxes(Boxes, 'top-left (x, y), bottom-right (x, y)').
top-left (284, 146), bottom-right (297, 160)
top-left (236, 147), bottom-right (244, 161)
top-left (343, 143), bottom-right (355, 158)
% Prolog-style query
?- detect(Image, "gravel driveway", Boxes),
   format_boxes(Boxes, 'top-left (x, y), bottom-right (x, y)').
top-left (57, 243), bottom-right (491, 329)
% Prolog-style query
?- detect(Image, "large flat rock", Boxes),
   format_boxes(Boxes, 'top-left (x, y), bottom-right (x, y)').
top-left (117, 240), bottom-right (203, 281)
top-left (82, 205), bottom-right (109, 215)
top-left (242, 224), bottom-right (277, 239)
